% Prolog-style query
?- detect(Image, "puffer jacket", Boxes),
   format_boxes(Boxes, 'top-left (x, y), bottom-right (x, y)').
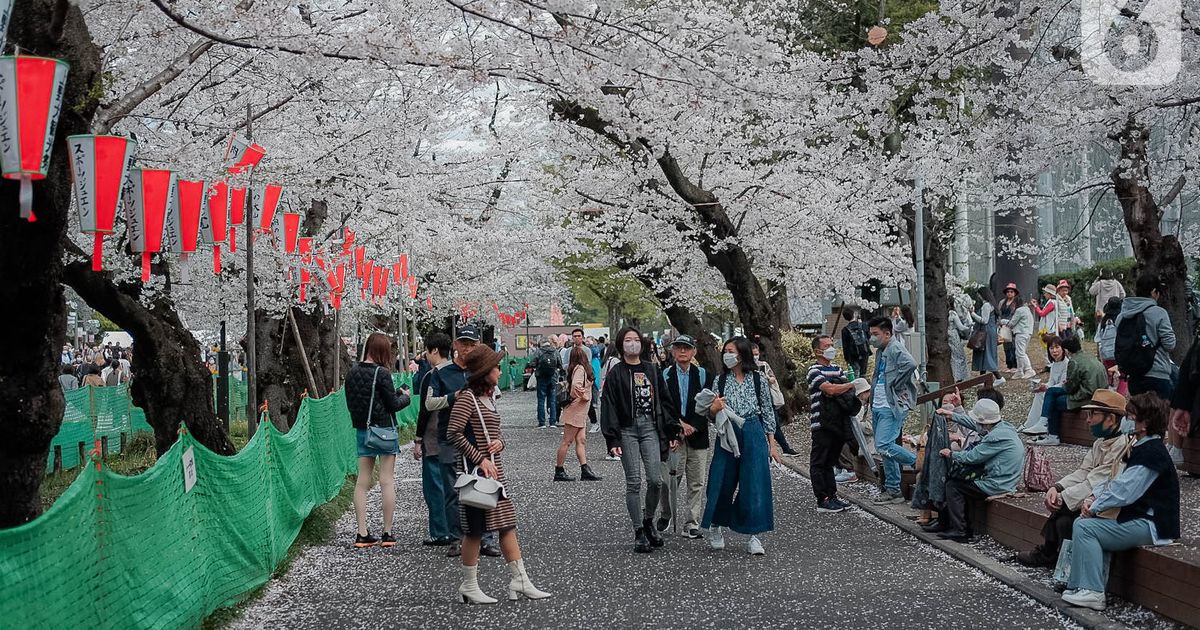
top-left (1057, 433), bottom-right (1134, 511)
top-left (345, 362), bottom-right (411, 429)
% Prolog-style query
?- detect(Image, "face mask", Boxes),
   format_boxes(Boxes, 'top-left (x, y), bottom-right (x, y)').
top-left (1120, 417), bottom-right (1135, 434)
top-left (868, 335), bottom-right (882, 349)
top-left (1091, 420), bottom-right (1121, 440)
top-left (822, 347), bottom-right (837, 361)
top-left (623, 341), bottom-right (642, 356)
top-left (722, 352), bottom-right (739, 368)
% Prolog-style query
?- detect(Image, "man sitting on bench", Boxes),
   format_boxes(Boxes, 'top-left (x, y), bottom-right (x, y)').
top-left (1016, 390), bottom-right (1134, 567)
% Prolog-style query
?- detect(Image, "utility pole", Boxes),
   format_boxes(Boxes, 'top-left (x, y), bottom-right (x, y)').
top-left (217, 320), bottom-right (229, 431)
top-left (244, 102), bottom-right (259, 437)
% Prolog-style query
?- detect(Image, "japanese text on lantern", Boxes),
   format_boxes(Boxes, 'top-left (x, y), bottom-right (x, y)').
top-left (71, 141), bottom-right (91, 221)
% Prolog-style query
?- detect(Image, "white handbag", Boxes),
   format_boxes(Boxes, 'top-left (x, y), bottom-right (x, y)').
top-left (454, 392), bottom-right (506, 510)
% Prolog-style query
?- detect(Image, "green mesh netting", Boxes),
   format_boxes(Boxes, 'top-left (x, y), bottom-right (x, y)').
top-left (3, 390), bottom-right (359, 629)
top-left (47, 385), bottom-right (151, 472)
top-left (499, 357), bottom-right (528, 390)
top-left (211, 376), bottom-right (250, 425)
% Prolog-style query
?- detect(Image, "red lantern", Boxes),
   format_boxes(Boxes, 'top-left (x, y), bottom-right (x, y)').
top-left (254, 183), bottom-right (282, 234)
top-left (0, 56), bottom-right (70, 221)
top-left (399, 254), bottom-right (409, 280)
top-left (66, 135), bottom-right (136, 271)
top-left (166, 179), bottom-right (204, 261)
top-left (279, 211), bottom-right (301, 254)
top-left (342, 228), bottom-right (355, 257)
top-left (225, 135), bottom-right (266, 174)
top-left (202, 181), bottom-right (228, 273)
top-left (354, 246), bottom-right (365, 278)
top-left (124, 168), bottom-right (175, 282)
top-left (228, 186), bottom-right (246, 252)
top-left (407, 275), bottom-right (418, 299)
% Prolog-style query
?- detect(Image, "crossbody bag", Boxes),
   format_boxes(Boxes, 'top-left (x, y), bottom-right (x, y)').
top-left (363, 366), bottom-right (399, 452)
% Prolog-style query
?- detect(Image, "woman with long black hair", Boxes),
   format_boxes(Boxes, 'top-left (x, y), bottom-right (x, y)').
top-left (554, 345), bottom-right (602, 481)
top-left (704, 336), bottom-right (778, 555)
top-left (601, 326), bottom-right (681, 554)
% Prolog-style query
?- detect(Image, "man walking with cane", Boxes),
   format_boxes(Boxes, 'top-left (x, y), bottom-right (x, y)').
top-left (655, 336), bottom-right (712, 539)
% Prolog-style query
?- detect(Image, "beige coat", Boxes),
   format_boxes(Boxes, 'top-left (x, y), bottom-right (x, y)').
top-left (1057, 433), bottom-right (1134, 511)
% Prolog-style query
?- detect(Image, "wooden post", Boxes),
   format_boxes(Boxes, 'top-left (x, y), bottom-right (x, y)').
top-left (100, 436), bottom-right (109, 459)
top-left (78, 442), bottom-right (86, 468)
top-left (53, 446), bottom-right (62, 474)
top-left (120, 432), bottom-right (128, 453)
top-left (287, 307), bottom-right (320, 397)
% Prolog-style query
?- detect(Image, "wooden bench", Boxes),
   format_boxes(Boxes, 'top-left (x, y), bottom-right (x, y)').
top-left (980, 497), bottom-right (1200, 626)
top-left (1058, 409), bottom-right (1092, 447)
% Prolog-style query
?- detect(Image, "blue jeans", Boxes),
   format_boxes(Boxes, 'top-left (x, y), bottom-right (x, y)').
top-left (535, 372), bottom-right (558, 426)
top-left (1068, 517), bottom-right (1155, 592)
top-left (422, 456), bottom-right (450, 540)
top-left (702, 414), bottom-right (774, 535)
top-left (1041, 387), bottom-right (1069, 436)
top-left (438, 459), bottom-right (463, 540)
top-left (873, 407), bottom-right (916, 493)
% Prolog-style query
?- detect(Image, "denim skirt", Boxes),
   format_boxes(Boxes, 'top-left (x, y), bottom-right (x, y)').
top-left (356, 427), bottom-right (400, 457)
top-left (701, 414), bottom-right (774, 535)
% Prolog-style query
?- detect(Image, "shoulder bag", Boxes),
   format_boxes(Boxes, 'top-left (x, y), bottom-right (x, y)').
top-left (454, 392), bottom-right (506, 510)
top-left (966, 325), bottom-right (987, 350)
top-left (363, 366), bottom-right (400, 452)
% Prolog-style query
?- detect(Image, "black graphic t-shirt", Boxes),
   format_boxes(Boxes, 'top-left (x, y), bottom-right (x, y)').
top-left (631, 364), bottom-right (654, 416)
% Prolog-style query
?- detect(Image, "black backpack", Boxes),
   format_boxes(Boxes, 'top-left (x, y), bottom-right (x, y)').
top-left (535, 348), bottom-right (559, 374)
top-left (847, 322), bottom-right (870, 358)
top-left (1114, 312), bottom-right (1157, 378)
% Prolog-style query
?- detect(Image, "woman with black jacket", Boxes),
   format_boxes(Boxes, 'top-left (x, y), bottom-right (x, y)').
top-left (601, 326), bottom-right (681, 553)
top-left (345, 332), bottom-right (412, 548)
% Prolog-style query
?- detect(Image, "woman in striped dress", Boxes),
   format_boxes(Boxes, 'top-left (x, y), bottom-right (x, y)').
top-left (447, 346), bottom-right (550, 605)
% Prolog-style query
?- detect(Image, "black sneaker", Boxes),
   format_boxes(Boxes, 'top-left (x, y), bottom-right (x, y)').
top-left (446, 541), bottom-right (462, 557)
top-left (354, 533), bottom-right (379, 548)
top-left (380, 532), bottom-right (396, 548)
top-left (684, 527), bottom-right (703, 539)
top-left (817, 498), bottom-right (848, 513)
top-left (422, 536), bottom-right (452, 546)
top-left (634, 527), bottom-right (652, 553)
top-left (655, 517), bottom-right (671, 532)
top-left (481, 542), bottom-right (502, 557)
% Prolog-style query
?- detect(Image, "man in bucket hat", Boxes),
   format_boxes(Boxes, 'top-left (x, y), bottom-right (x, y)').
top-left (1016, 390), bottom-right (1134, 567)
top-left (935, 397), bottom-right (1025, 542)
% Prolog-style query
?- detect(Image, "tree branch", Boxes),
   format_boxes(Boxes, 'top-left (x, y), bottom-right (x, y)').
top-left (94, 39), bottom-right (215, 134)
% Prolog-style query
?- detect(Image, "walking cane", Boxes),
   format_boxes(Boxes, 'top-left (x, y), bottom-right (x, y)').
top-left (668, 448), bottom-right (682, 535)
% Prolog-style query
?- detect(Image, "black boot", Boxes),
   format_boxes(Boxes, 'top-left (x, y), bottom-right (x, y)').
top-left (634, 527), bottom-right (652, 553)
top-left (642, 519), bottom-right (665, 547)
top-left (554, 466), bottom-right (575, 481)
top-left (579, 464), bottom-right (603, 481)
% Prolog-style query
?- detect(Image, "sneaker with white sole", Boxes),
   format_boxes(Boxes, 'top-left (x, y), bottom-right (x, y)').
top-left (817, 498), bottom-right (848, 513)
top-left (748, 536), bottom-right (765, 556)
top-left (1062, 588), bottom-right (1106, 611)
top-left (588, 424), bottom-right (600, 433)
top-left (872, 491), bottom-right (905, 505)
top-left (1168, 444), bottom-right (1185, 468)
top-left (1019, 418), bottom-right (1048, 435)
top-left (1030, 435), bottom-right (1060, 446)
top-left (708, 527), bottom-right (725, 550)
top-left (993, 377), bottom-right (1006, 386)
top-left (835, 470), bottom-right (858, 483)
top-left (604, 454), bottom-right (621, 461)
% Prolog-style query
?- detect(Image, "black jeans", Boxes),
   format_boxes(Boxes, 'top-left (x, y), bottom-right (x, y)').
top-left (810, 428), bottom-right (846, 502)
top-left (1003, 340), bottom-right (1017, 369)
top-left (944, 478), bottom-right (989, 533)
top-left (1040, 505), bottom-right (1080, 556)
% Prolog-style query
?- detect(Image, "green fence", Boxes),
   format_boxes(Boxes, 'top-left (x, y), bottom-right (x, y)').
top-left (212, 375), bottom-right (249, 425)
top-left (3, 389), bottom-right (358, 629)
top-left (500, 356), bottom-right (528, 390)
top-left (48, 385), bottom-right (155, 473)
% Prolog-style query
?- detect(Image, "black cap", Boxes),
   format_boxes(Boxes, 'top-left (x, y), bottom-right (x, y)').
top-left (456, 326), bottom-right (481, 342)
top-left (671, 335), bottom-right (696, 348)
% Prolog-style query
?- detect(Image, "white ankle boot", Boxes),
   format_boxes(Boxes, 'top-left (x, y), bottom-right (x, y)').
top-left (507, 559), bottom-right (551, 600)
top-left (458, 565), bottom-right (498, 605)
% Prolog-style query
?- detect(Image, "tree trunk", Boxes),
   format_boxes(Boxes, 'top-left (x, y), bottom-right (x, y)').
top-left (253, 200), bottom-right (346, 428)
top-left (62, 246), bottom-right (235, 457)
top-left (903, 198), bottom-right (954, 386)
top-left (1112, 120), bottom-right (1193, 360)
top-left (0, 0), bottom-right (102, 527)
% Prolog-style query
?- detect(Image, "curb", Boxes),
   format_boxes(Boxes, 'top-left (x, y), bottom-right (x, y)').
top-left (777, 457), bottom-right (1128, 630)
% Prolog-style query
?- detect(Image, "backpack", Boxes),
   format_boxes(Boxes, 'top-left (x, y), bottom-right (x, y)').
top-left (1023, 445), bottom-right (1053, 492)
top-left (847, 321), bottom-right (869, 359)
top-left (1114, 311), bottom-right (1157, 378)
top-left (535, 348), bottom-right (558, 374)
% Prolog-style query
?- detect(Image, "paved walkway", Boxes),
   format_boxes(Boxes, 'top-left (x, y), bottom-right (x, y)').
top-left (231, 390), bottom-right (1081, 629)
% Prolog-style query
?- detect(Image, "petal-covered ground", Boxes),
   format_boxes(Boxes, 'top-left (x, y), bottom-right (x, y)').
top-left (231, 390), bottom-right (1082, 630)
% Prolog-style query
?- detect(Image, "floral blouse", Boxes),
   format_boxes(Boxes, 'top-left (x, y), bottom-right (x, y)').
top-left (718, 371), bottom-right (777, 434)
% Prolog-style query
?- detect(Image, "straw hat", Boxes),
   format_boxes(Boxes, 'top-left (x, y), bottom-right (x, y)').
top-left (1041, 284), bottom-right (1056, 296)
top-left (1080, 389), bottom-right (1127, 416)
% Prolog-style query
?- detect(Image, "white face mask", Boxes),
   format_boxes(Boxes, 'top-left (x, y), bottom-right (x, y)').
top-left (722, 352), bottom-right (739, 368)
top-left (822, 347), bottom-right (837, 361)
top-left (623, 340), bottom-right (642, 356)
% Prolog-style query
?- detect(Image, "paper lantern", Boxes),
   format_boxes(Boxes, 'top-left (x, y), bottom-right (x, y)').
top-left (228, 186), bottom-right (246, 252)
top-left (202, 181), bottom-right (228, 273)
top-left (279, 212), bottom-right (300, 254)
top-left (0, 56), bottom-right (70, 221)
top-left (66, 135), bottom-right (136, 271)
top-left (407, 275), bottom-right (418, 299)
top-left (124, 168), bottom-right (176, 282)
top-left (225, 135), bottom-right (266, 174)
top-left (253, 183), bottom-right (282, 233)
top-left (342, 228), bottom-right (355, 257)
top-left (166, 179), bottom-right (204, 262)
top-left (399, 254), bottom-right (409, 280)
top-left (354, 246), bottom-right (365, 278)
top-left (392, 262), bottom-right (402, 288)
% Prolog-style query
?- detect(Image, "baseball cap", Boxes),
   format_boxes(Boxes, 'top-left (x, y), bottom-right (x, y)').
top-left (671, 335), bottom-right (697, 348)
top-left (456, 326), bottom-right (481, 342)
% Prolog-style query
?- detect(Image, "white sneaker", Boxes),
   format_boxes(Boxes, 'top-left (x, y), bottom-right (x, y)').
top-left (1020, 418), bottom-right (1048, 435)
top-left (1031, 435), bottom-right (1060, 446)
top-left (1062, 588), bottom-right (1106, 611)
top-left (708, 527), bottom-right (725, 550)
top-left (1168, 444), bottom-right (1185, 467)
top-left (748, 536), bottom-right (765, 556)
top-left (605, 454), bottom-right (620, 461)
top-left (835, 470), bottom-right (858, 483)
top-left (1020, 370), bottom-right (1038, 379)
top-left (993, 377), bottom-right (1006, 386)
top-left (588, 424), bottom-right (600, 433)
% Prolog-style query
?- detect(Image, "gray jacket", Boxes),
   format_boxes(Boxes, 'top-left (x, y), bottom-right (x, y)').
top-left (873, 338), bottom-right (918, 419)
top-left (1115, 297), bottom-right (1176, 380)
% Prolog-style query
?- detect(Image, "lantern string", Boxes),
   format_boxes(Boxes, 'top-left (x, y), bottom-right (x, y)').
top-left (213, 245), bottom-right (222, 274)
top-left (141, 253), bottom-right (151, 282)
